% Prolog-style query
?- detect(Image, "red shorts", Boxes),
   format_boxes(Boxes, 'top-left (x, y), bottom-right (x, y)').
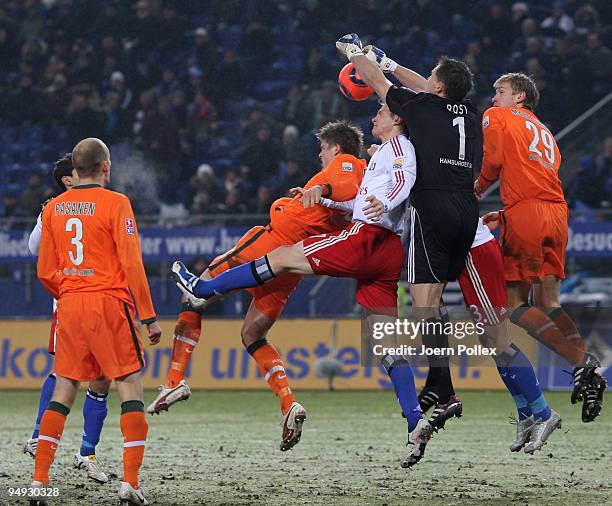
top-left (303, 222), bottom-right (404, 315)
top-left (458, 238), bottom-right (509, 326)
top-left (48, 310), bottom-right (58, 355)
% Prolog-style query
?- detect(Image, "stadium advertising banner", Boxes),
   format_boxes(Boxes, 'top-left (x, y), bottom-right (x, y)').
top-left (0, 319), bottom-right (509, 391)
top-left (2, 220), bottom-right (612, 264)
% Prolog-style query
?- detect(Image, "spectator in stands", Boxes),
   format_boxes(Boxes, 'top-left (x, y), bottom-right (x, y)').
top-left (223, 169), bottom-right (245, 197)
top-left (511, 2), bottom-right (530, 35)
top-left (1, 192), bottom-right (19, 230)
top-left (141, 95), bottom-right (180, 164)
top-left (66, 94), bottom-right (104, 144)
top-left (102, 91), bottom-right (126, 143)
top-left (108, 71), bottom-right (133, 113)
top-left (251, 184), bottom-right (275, 214)
top-left (302, 47), bottom-right (335, 87)
top-left (481, 3), bottom-right (516, 56)
top-left (574, 4), bottom-right (600, 36)
top-left (281, 84), bottom-right (309, 132)
top-left (9, 73), bottom-right (40, 124)
top-left (241, 20), bottom-right (274, 64)
top-left (187, 91), bottom-right (217, 141)
top-left (276, 161), bottom-right (304, 198)
top-left (303, 80), bottom-right (348, 130)
top-left (584, 32), bottom-right (612, 97)
top-left (238, 124), bottom-right (282, 185)
top-left (216, 49), bottom-right (245, 100)
top-left (541, 2), bottom-right (574, 37)
top-left (281, 125), bottom-right (307, 167)
top-left (190, 190), bottom-right (218, 218)
top-left (190, 164), bottom-right (224, 206)
top-left (191, 27), bottom-right (218, 77)
top-left (218, 190), bottom-right (247, 214)
top-left (18, 174), bottom-right (52, 218)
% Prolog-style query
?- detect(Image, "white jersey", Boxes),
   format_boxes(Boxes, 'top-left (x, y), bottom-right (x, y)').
top-left (320, 135), bottom-right (416, 235)
top-left (472, 217), bottom-right (494, 248)
top-left (29, 210), bottom-right (58, 312)
top-left (29, 211), bottom-right (43, 255)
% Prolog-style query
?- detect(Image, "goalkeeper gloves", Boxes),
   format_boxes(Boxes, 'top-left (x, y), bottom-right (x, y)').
top-left (336, 33), bottom-right (364, 60)
top-left (363, 45), bottom-right (398, 73)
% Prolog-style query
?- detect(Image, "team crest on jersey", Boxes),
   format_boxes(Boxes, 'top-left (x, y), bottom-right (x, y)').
top-left (342, 162), bottom-right (353, 172)
top-left (483, 116), bottom-right (490, 129)
top-left (125, 218), bottom-right (135, 235)
top-left (393, 158), bottom-right (403, 169)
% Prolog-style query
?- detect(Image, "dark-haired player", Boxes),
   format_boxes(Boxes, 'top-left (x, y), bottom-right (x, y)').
top-left (148, 121), bottom-right (366, 451)
top-left (25, 153), bottom-right (111, 484)
top-left (336, 34), bottom-right (480, 426)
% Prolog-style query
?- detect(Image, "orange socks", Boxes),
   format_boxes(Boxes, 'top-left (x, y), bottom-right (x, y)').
top-left (34, 401), bottom-right (70, 484)
top-left (248, 339), bottom-right (295, 414)
top-left (547, 307), bottom-right (587, 363)
top-left (120, 401), bottom-right (148, 489)
top-left (167, 309), bottom-right (202, 388)
top-left (511, 304), bottom-right (586, 366)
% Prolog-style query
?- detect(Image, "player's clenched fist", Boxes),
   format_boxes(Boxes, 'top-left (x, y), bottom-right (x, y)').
top-left (292, 185), bottom-right (324, 209)
top-left (336, 33), bottom-right (363, 60)
top-left (363, 45), bottom-right (398, 73)
top-left (482, 211), bottom-right (501, 232)
top-left (146, 321), bottom-right (162, 345)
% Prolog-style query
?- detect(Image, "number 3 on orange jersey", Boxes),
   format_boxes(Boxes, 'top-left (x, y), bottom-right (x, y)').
top-left (65, 217), bottom-right (84, 266)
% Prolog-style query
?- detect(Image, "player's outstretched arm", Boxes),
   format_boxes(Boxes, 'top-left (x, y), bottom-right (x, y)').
top-left (363, 45), bottom-right (427, 93)
top-left (336, 34), bottom-right (392, 100)
top-left (36, 205), bottom-right (60, 299)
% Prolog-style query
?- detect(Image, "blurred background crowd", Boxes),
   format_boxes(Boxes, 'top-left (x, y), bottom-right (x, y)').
top-left (0, 0), bottom-right (611, 227)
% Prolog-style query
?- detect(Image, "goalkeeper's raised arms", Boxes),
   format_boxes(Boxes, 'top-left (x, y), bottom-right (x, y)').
top-left (363, 45), bottom-right (398, 74)
top-left (336, 33), bottom-right (364, 60)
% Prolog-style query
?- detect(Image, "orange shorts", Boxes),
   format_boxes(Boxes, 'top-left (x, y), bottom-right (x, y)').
top-left (500, 200), bottom-right (568, 283)
top-left (208, 225), bottom-right (303, 320)
top-left (55, 292), bottom-right (145, 381)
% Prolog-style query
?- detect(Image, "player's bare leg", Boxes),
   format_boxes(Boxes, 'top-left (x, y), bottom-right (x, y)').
top-left (241, 304), bottom-right (307, 451)
top-left (410, 284), bottom-right (462, 428)
top-left (116, 372), bottom-right (149, 505)
top-left (73, 377), bottom-right (111, 483)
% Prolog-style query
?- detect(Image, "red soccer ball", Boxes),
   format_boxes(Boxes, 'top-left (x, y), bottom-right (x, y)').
top-left (338, 63), bottom-right (373, 101)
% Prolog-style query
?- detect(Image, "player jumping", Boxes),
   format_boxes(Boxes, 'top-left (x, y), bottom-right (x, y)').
top-left (172, 102), bottom-right (437, 468)
top-left (147, 121), bottom-right (366, 451)
top-left (475, 73), bottom-right (606, 422)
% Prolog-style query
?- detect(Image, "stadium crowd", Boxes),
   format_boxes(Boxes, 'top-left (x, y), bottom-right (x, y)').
top-left (0, 0), bottom-right (611, 224)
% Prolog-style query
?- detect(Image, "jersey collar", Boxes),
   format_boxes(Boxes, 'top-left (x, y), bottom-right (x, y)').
top-left (73, 184), bottom-right (103, 189)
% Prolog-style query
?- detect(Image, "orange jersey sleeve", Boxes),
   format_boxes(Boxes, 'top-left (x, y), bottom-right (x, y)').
top-left (270, 154), bottom-right (366, 240)
top-left (482, 107), bottom-right (565, 208)
top-left (38, 185), bottom-right (156, 322)
top-left (37, 199), bottom-right (61, 299)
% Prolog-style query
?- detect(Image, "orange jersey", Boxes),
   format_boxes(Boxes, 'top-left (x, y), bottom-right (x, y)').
top-left (481, 106), bottom-right (565, 208)
top-left (269, 153), bottom-right (366, 240)
top-left (37, 184), bottom-right (156, 322)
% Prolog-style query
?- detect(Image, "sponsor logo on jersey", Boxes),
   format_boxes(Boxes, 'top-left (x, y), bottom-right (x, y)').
top-left (125, 218), bottom-right (135, 235)
top-left (359, 187), bottom-right (368, 195)
top-left (483, 116), bottom-right (489, 128)
top-left (393, 158), bottom-right (404, 169)
top-left (311, 257), bottom-right (320, 266)
top-left (368, 162), bottom-right (376, 171)
top-left (342, 162), bottom-right (353, 172)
